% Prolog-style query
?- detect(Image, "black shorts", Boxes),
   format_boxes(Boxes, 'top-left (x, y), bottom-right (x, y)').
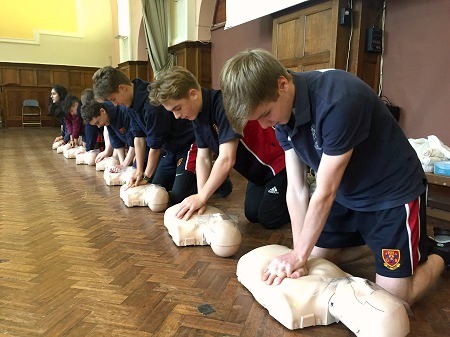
top-left (316, 191), bottom-right (428, 278)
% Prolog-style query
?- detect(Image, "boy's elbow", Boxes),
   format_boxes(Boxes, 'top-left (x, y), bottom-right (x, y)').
top-left (222, 156), bottom-right (236, 171)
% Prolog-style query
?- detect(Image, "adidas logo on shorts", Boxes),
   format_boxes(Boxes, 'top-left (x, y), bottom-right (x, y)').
top-left (268, 186), bottom-right (279, 194)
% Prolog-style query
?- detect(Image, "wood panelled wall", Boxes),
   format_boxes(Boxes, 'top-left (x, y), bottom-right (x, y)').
top-left (169, 41), bottom-right (212, 89)
top-left (272, 0), bottom-right (382, 91)
top-left (117, 60), bottom-right (153, 83)
top-left (0, 61), bottom-right (153, 128)
top-left (0, 63), bottom-right (98, 128)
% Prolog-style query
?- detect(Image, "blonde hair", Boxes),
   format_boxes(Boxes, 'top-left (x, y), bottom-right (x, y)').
top-left (220, 49), bottom-right (289, 133)
top-left (148, 66), bottom-right (200, 106)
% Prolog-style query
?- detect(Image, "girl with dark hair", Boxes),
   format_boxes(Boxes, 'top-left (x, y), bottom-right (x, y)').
top-left (49, 84), bottom-right (69, 144)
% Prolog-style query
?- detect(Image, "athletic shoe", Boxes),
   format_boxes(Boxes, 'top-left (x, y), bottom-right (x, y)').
top-left (433, 226), bottom-right (450, 244)
top-left (430, 235), bottom-right (450, 270)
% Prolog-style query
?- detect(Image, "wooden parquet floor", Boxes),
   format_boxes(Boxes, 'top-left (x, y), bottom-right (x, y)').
top-left (0, 128), bottom-right (449, 337)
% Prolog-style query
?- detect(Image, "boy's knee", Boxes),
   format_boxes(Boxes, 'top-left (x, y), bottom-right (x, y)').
top-left (244, 208), bottom-right (286, 229)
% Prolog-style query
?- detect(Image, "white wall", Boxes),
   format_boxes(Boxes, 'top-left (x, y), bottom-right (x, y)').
top-left (0, 0), bottom-right (115, 67)
top-left (169, 0), bottom-right (214, 46)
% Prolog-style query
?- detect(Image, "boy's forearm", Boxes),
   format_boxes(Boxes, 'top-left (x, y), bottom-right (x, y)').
top-left (197, 155), bottom-right (233, 203)
top-left (144, 148), bottom-right (161, 178)
top-left (122, 147), bottom-right (135, 167)
top-left (133, 137), bottom-right (146, 174)
top-left (196, 155), bottom-right (212, 191)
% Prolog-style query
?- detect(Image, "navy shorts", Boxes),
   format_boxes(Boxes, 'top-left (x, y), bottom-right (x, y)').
top-left (152, 143), bottom-right (198, 194)
top-left (316, 191), bottom-right (428, 278)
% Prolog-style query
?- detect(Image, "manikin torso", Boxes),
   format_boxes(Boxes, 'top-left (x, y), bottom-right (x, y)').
top-left (237, 244), bottom-right (410, 337)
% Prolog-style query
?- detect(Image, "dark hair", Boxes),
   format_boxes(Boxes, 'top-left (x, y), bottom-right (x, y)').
top-left (81, 100), bottom-right (103, 124)
top-left (48, 84), bottom-right (68, 118)
top-left (61, 95), bottom-right (80, 116)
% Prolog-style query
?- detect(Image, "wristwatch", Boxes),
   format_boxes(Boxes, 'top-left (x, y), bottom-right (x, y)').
top-left (143, 174), bottom-right (151, 182)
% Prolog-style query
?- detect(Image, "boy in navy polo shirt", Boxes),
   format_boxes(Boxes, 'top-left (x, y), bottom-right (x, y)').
top-left (92, 67), bottom-right (197, 205)
top-left (81, 100), bottom-right (136, 168)
top-left (148, 66), bottom-right (290, 229)
top-left (219, 48), bottom-right (449, 306)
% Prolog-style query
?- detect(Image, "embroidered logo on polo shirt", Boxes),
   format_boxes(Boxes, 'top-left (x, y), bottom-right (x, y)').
top-left (382, 249), bottom-right (401, 270)
top-left (311, 125), bottom-right (322, 150)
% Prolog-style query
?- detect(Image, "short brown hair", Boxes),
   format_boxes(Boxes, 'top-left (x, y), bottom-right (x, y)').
top-left (81, 88), bottom-right (95, 105)
top-left (148, 66), bottom-right (200, 106)
top-left (220, 49), bottom-right (289, 133)
top-left (92, 66), bottom-right (132, 99)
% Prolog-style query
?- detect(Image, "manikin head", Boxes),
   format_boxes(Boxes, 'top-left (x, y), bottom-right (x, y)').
top-left (148, 66), bottom-right (202, 121)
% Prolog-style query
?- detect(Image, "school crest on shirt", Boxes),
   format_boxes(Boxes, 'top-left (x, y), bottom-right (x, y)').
top-left (382, 249), bottom-right (401, 270)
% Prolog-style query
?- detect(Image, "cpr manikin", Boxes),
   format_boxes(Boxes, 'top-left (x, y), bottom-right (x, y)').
top-left (164, 205), bottom-right (242, 258)
top-left (63, 145), bottom-right (85, 159)
top-left (76, 149), bottom-right (100, 166)
top-left (103, 166), bottom-right (135, 186)
top-left (119, 183), bottom-right (169, 212)
top-left (56, 143), bottom-right (70, 154)
top-left (237, 245), bottom-right (410, 337)
top-left (96, 156), bottom-right (120, 171)
top-left (52, 140), bottom-right (64, 150)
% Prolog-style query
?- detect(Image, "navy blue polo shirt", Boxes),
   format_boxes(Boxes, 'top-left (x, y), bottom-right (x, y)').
top-left (275, 70), bottom-right (425, 211)
top-left (195, 88), bottom-right (285, 184)
top-left (128, 78), bottom-right (195, 154)
top-left (102, 101), bottom-right (134, 149)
